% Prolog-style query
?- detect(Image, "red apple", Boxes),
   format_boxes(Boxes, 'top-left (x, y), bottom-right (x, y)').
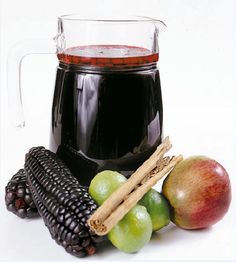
top-left (162, 156), bottom-right (231, 229)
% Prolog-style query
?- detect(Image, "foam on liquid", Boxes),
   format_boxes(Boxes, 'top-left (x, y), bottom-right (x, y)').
top-left (57, 45), bottom-right (158, 67)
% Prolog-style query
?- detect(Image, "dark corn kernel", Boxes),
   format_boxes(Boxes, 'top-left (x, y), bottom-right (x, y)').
top-left (25, 146), bottom-right (103, 257)
top-left (5, 169), bottom-right (39, 218)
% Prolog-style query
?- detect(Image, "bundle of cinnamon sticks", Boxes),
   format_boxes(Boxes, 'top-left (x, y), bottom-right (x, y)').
top-left (87, 137), bottom-right (182, 236)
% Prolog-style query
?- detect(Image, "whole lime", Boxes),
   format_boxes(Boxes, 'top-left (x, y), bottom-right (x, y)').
top-left (89, 170), bottom-right (127, 205)
top-left (108, 205), bottom-right (152, 253)
top-left (139, 188), bottom-right (170, 231)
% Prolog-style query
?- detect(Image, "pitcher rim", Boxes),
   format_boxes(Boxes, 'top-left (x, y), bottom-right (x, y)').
top-left (59, 14), bottom-right (166, 25)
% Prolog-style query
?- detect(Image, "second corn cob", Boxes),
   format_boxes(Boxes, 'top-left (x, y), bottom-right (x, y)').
top-left (25, 146), bottom-right (103, 257)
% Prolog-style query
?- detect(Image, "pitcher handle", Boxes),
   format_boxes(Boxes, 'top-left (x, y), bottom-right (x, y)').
top-left (7, 39), bottom-right (56, 127)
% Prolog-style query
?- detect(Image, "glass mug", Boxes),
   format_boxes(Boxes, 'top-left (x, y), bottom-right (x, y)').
top-left (8, 15), bottom-right (166, 185)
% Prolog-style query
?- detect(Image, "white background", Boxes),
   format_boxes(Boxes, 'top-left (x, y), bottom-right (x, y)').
top-left (0, 0), bottom-right (235, 261)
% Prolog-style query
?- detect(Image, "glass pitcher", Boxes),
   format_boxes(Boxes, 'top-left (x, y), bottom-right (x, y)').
top-left (8, 14), bottom-right (166, 185)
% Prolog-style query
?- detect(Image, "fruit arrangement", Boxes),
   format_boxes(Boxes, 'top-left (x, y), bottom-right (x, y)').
top-left (4, 137), bottom-right (231, 257)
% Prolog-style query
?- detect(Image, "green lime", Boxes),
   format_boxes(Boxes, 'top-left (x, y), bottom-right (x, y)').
top-left (89, 170), bottom-right (127, 205)
top-left (108, 205), bottom-right (152, 253)
top-left (139, 188), bottom-right (170, 231)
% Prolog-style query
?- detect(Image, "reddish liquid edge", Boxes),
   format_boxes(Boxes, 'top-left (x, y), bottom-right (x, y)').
top-left (57, 45), bottom-right (159, 68)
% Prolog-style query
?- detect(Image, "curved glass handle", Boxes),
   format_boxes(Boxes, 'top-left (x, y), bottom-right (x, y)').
top-left (7, 39), bottom-right (56, 127)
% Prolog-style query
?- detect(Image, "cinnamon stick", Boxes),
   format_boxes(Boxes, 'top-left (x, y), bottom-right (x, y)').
top-left (88, 154), bottom-right (183, 235)
top-left (88, 137), bottom-right (171, 227)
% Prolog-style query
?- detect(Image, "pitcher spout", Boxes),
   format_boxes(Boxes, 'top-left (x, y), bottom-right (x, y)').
top-left (140, 17), bottom-right (166, 54)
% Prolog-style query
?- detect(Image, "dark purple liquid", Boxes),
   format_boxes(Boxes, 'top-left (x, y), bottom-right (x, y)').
top-left (51, 46), bottom-right (163, 185)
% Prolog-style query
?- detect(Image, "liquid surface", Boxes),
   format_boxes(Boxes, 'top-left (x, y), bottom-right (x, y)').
top-left (51, 45), bottom-right (163, 185)
top-left (57, 45), bottom-right (158, 68)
